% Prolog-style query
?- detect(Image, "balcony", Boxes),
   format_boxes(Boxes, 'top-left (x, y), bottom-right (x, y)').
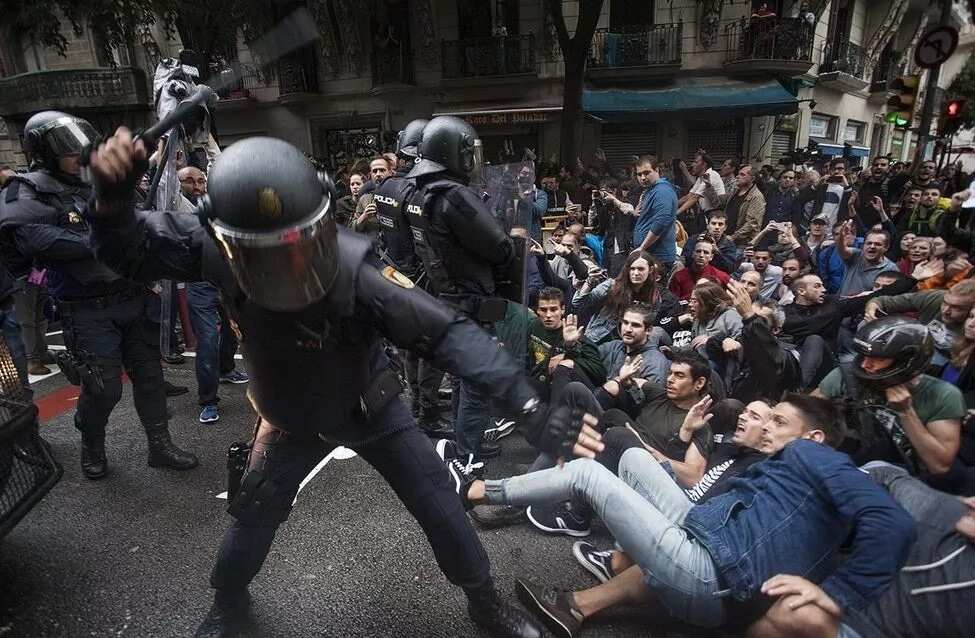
top-left (818, 41), bottom-right (870, 92)
top-left (587, 24), bottom-right (682, 83)
top-left (212, 64), bottom-right (265, 106)
top-left (723, 18), bottom-right (814, 77)
top-left (277, 49), bottom-right (319, 104)
top-left (441, 34), bottom-right (536, 82)
top-left (0, 67), bottom-right (149, 117)
top-left (371, 45), bottom-right (414, 93)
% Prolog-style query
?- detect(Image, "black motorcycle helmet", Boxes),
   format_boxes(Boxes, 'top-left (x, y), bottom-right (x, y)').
top-left (22, 110), bottom-right (98, 171)
top-left (395, 118), bottom-right (428, 161)
top-left (407, 115), bottom-right (480, 180)
top-left (201, 137), bottom-right (339, 312)
top-left (853, 316), bottom-right (933, 390)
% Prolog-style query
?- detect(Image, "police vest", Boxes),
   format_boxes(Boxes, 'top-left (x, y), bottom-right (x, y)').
top-left (405, 177), bottom-right (497, 301)
top-left (374, 175), bottom-right (421, 278)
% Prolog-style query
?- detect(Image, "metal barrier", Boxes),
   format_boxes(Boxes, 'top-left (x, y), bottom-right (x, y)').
top-left (0, 336), bottom-right (62, 539)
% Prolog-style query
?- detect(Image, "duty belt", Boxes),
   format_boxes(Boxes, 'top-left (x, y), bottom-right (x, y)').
top-left (59, 286), bottom-right (146, 309)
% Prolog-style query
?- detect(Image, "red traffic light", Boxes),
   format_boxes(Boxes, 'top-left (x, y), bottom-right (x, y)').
top-left (945, 99), bottom-right (967, 118)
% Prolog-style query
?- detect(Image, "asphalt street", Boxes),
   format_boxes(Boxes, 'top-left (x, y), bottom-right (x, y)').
top-left (0, 357), bottom-right (663, 638)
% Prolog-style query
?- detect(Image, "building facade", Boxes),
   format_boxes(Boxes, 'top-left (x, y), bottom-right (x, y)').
top-left (0, 0), bottom-right (971, 172)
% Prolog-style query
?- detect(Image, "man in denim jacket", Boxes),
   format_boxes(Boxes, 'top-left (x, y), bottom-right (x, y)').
top-left (451, 393), bottom-right (916, 636)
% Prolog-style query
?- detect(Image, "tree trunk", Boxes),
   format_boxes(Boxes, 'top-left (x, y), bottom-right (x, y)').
top-left (559, 51), bottom-right (586, 167)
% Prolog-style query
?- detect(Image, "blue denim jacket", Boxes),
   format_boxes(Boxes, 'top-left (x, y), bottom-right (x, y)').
top-left (682, 439), bottom-right (916, 611)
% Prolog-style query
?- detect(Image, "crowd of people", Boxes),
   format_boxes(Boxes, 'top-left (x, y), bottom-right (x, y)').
top-left (2, 106), bottom-right (975, 638)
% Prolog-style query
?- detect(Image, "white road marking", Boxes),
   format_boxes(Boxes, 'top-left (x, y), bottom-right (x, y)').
top-left (214, 446), bottom-right (358, 502)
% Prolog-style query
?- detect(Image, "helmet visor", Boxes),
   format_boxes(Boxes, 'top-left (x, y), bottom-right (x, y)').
top-left (209, 194), bottom-right (338, 312)
top-left (39, 117), bottom-right (97, 156)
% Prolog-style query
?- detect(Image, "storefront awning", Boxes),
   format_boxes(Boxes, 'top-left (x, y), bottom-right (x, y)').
top-left (583, 80), bottom-right (798, 121)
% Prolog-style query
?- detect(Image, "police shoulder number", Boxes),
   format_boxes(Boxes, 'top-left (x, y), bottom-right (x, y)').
top-left (381, 265), bottom-right (415, 289)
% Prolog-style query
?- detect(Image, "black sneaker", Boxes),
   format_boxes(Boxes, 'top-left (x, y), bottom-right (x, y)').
top-left (483, 417), bottom-right (516, 442)
top-left (526, 504), bottom-right (591, 537)
top-left (194, 589), bottom-right (251, 638)
top-left (572, 541), bottom-right (614, 583)
top-left (468, 599), bottom-right (542, 638)
top-left (515, 578), bottom-right (583, 638)
top-left (470, 504), bottom-right (526, 528)
top-left (435, 439), bottom-right (483, 507)
top-left (164, 380), bottom-right (189, 397)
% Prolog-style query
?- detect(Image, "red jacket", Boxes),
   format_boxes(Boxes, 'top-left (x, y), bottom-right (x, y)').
top-left (669, 264), bottom-right (730, 300)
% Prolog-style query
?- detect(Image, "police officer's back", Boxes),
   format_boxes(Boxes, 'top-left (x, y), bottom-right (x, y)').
top-left (374, 118), bottom-right (426, 280)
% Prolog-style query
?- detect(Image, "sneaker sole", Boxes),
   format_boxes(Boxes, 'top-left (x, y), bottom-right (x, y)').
top-left (199, 414), bottom-right (220, 423)
top-left (220, 378), bottom-right (249, 384)
top-left (515, 580), bottom-right (576, 638)
top-left (572, 542), bottom-right (610, 583)
top-left (526, 506), bottom-right (591, 538)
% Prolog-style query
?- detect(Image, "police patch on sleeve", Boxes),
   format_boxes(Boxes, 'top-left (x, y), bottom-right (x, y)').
top-left (381, 266), bottom-right (415, 289)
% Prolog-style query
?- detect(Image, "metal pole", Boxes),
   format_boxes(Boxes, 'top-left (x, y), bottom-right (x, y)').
top-left (913, 0), bottom-right (954, 166)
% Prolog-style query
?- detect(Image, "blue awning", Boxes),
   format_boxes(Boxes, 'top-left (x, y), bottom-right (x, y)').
top-left (810, 138), bottom-right (871, 157)
top-left (583, 80), bottom-right (799, 120)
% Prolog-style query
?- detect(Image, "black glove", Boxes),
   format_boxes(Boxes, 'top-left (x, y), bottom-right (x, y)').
top-left (89, 136), bottom-right (146, 214)
top-left (529, 404), bottom-right (585, 460)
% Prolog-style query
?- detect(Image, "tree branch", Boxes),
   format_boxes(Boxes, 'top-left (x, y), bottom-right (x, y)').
top-left (544, 0), bottom-right (571, 53)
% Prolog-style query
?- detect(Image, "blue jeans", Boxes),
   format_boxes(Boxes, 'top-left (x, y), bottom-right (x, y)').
top-left (1, 304), bottom-right (31, 396)
top-left (484, 449), bottom-right (726, 627)
top-left (187, 282), bottom-right (222, 406)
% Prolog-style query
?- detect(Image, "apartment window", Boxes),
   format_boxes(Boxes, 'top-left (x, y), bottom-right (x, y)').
top-left (809, 114), bottom-right (836, 139)
top-left (844, 119), bottom-right (866, 144)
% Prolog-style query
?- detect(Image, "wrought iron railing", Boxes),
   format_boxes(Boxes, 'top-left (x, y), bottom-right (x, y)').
top-left (0, 68), bottom-right (149, 116)
top-left (870, 48), bottom-right (901, 93)
top-left (373, 44), bottom-right (415, 86)
top-left (213, 63), bottom-right (264, 100)
top-left (441, 33), bottom-right (536, 79)
top-left (278, 50), bottom-right (319, 96)
top-left (588, 24), bottom-right (682, 69)
top-left (820, 41), bottom-right (870, 80)
top-left (725, 17), bottom-right (813, 64)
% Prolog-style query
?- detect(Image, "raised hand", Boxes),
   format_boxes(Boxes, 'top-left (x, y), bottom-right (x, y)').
top-left (681, 395), bottom-right (713, 434)
top-left (89, 126), bottom-right (149, 216)
top-left (562, 313), bottom-right (584, 346)
top-left (618, 354), bottom-right (644, 383)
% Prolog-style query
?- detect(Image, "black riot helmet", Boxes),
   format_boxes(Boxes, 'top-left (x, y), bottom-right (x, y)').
top-left (395, 118), bottom-right (428, 161)
top-left (22, 110), bottom-right (98, 171)
top-left (201, 137), bottom-right (338, 312)
top-left (407, 115), bottom-right (481, 181)
top-left (853, 316), bottom-right (933, 390)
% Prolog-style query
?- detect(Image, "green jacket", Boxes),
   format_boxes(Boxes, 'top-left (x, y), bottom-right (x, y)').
top-left (871, 289), bottom-right (945, 325)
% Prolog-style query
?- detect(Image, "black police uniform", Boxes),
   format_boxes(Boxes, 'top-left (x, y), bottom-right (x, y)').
top-left (406, 172), bottom-right (516, 456)
top-left (88, 204), bottom-right (555, 627)
top-left (0, 171), bottom-right (194, 474)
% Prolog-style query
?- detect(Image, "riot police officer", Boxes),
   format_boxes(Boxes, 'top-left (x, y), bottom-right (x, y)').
top-left (0, 111), bottom-right (198, 479)
top-left (405, 116), bottom-right (517, 462)
top-left (85, 128), bottom-right (598, 637)
top-left (376, 119), bottom-right (450, 438)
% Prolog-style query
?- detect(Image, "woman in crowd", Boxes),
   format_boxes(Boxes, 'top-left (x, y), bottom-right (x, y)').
top-left (572, 250), bottom-right (679, 344)
top-left (688, 281), bottom-right (742, 351)
top-left (898, 236), bottom-right (934, 274)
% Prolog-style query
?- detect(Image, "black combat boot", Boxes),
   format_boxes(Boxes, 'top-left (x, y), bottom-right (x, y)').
top-left (417, 406), bottom-right (454, 439)
top-left (145, 423), bottom-right (199, 470)
top-left (195, 589), bottom-right (251, 638)
top-left (467, 587), bottom-right (542, 638)
top-left (80, 431), bottom-right (108, 480)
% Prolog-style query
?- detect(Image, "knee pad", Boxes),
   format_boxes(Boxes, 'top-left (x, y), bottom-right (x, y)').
top-left (227, 470), bottom-right (294, 527)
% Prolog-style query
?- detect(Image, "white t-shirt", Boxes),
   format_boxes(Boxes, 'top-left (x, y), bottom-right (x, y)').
top-left (818, 182), bottom-right (845, 229)
top-left (691, 168), bottom-right (726, 212)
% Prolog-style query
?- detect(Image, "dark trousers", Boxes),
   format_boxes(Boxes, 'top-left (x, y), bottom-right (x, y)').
top-left (217, 305), bottom-right (239, 376)
top-left (404, 350), bottom-right (445, 414)
top-left (1, 302), bottom-right (30, 396)
top-left (798, 335), bottom-right (837, 390)
top-left (210, 399), bottom-right (493, 598)
top-left (13, 279), bottom-right (48, 361)
top-left (60, 291), bottom-right (168, 437)
top-left (187, 282), bottom-right (221, 406)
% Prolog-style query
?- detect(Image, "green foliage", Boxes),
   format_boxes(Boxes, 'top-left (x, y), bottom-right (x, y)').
top-left (948, 54), bottom-right (975, 131)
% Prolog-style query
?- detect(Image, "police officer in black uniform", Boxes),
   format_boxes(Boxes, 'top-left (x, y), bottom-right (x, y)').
top-left (405, 116), bottom-right (518, 462)
top-left (85, 128), bottom-right (599, 637)
top-left (376, 118), bottom-right (450, 439)
top-left (0, 111), bottom-right (198, 479)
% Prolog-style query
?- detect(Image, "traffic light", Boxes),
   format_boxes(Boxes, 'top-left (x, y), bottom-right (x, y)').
top-left (942, 98), bottom-right (969, 135)
top-left (885, 75), bottom-right (919, 129)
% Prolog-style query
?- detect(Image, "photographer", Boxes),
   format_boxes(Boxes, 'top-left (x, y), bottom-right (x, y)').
top-left (590, 180), bottom-right (635, 278)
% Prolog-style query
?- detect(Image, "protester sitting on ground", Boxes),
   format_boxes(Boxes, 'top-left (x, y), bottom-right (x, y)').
top-left (548, 231), bottom-right (590, 288)
top-left (747, 463), bottom-right (975, 638)
top-left (708, 281), bottom-right (803, 401)
top-left (865, 279), bottom-right (975, 370)
top-left (686, 210), bottom-right (740, 272)
top-left (737, 244), bottom-right (783, 302)
top-left (917, 251), bottom-right (973, 291)
top-left (572, 250), bottom-right (679, 345)
top-left (596, 305), bottom-right (670, 387)
top-left (740, 270), bottom-right (764, 302)
top-left (668, 238), bottom-right (730, 301)
top-left (686, 281), bottom-right (742, 355)
top-left (444, 393), bottom-right (915, 637)
top-left (814, 317), bottom-right (965, 485)
top-left (897, 236), bottom-right (933, 274)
